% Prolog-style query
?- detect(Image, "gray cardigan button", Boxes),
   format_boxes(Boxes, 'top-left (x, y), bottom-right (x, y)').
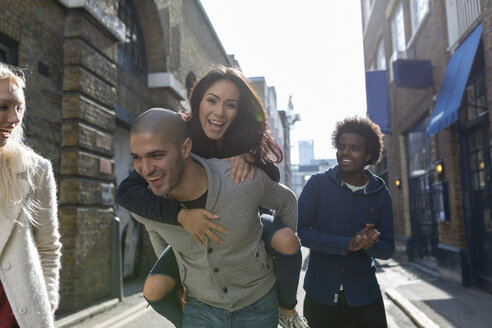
top-left (19, 308), bottom-right (27, 315)
top-left (2, 263), bottom-right (11, 271)
top-left (223, 287), bottom-right (228, 293)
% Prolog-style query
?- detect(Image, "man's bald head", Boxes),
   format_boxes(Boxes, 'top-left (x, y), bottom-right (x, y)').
top-left (131, 108), bottom-right (189, 148)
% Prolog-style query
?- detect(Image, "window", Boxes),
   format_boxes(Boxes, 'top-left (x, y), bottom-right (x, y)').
top-left (391, 3), bottom-right (406, 53)
top-left (410, 0), bottom-right (429, 34)
top-left (186, 72), bottom-right (197, 98)
top-left (0, 33), bottom-right (18, 65)
top-left (376, 39), bottom-right (386, 70)
top-left (445, 0), bottom-right (481, 48)
top-left (407, 116), bottom-right (432, 178)
top-left (460, 74), bottom-right (487, 123)
top-left (466, 129), bottom-right (487, 191)
top-left (458, 45), bottom-right (488, 192)
top-left (459, 44), bottom-right (487, 124)
top-left (118, 0), bottom-right (146, 75)
top-left (362, 0), bottom-right (375, 28)
top-left (0, 45), bottom-right (7, 62)
top-left (389, 3), bottom-right (406, 81)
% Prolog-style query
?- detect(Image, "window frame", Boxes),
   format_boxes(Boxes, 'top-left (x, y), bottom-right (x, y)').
top-left (410, 0), bottom-right (430, 36)
top-left (117, 0), bottom-right (147, 79)
top-left (459, 43), bottom-right (488, 126)
top-left (0, 33), bottom-right (19, 65)
top-left (391, 3), bottom-right (406, 54)
top-left (362, 0), bottom-right (376, 30)
top-left (407, 116), bottom-right (432, 179)
top-left (376, 39), bottom-right (386, 70)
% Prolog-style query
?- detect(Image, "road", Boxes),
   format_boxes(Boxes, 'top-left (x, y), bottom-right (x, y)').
top-left (67, 249), bottom-right (418, 327)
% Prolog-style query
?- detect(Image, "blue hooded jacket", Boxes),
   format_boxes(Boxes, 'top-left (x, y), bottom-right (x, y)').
top-left (298, 165), bottom-right (394, 307)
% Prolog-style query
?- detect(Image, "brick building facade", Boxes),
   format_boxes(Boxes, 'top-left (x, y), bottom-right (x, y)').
top-left (0, 0), bottom-right (232, 312)
top-left (361, 0), bottom-right (492, 292)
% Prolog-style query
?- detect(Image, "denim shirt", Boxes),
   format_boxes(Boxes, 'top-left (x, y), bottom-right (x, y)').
top-left (298, 165), bottom-right (394, 307)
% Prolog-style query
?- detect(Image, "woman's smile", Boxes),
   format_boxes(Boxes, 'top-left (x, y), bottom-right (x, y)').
top-left (199, 79), bottom-right (239, 143)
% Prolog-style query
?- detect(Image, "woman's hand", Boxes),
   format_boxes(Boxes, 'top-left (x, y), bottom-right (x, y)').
top-left (177, 208), bottom-right (228, 244)
top-left (223, 154), bottom-right (256, 184)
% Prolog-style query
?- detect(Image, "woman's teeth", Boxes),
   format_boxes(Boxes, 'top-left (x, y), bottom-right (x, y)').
top-left (0, 128), bottom-right (13, 137)
top-left (209, 120), bottom-right (224, 126)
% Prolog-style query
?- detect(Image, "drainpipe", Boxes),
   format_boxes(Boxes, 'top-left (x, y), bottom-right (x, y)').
top-left (110, 216), bottom-right (123, 300)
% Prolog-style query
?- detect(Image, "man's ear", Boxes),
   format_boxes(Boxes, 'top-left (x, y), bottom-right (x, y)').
top-left (181, 137), bottom-right (192, 158)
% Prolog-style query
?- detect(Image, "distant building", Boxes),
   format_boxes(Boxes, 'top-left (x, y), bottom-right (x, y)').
top-left (291, 159), bottom-right (336, 197)
top-left (278, 95), bottom-right (300, 187)
top-left (299, 140), bottom-right (315, 165)
top-left (249, 76), bottom-right (291, 185)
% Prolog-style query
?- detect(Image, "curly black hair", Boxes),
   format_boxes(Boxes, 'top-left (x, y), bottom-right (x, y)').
top-left (331, 116), bottom-right (384, 166)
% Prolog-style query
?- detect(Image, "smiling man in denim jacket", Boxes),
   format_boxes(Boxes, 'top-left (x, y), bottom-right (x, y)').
top-left (298, 117), bottom-right (394, 328)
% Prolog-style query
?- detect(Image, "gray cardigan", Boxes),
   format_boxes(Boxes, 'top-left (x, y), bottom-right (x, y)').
top-left (132, 155), bottom-right (297, 311)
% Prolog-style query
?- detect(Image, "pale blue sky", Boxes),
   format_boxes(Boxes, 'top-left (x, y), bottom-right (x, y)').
top-left (201, 0), bottom-right (367, 163)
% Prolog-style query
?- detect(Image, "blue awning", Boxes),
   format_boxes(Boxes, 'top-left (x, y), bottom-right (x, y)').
top-left (365, 70), bottom-right (390, 134)
top-left (427, 24), bottom-right (482, 137)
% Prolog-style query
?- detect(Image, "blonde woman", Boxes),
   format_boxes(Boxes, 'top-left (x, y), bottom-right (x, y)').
top-left (0, 63), bottom-right (61, 328)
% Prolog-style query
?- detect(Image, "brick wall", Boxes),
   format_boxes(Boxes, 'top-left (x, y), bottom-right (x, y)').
top-left (180, 0), bottom-right (230, 81)
top-left (362, 0), bottom-right (468, 256)
top-left (135, 1), bottom-right (168, 73)
top-left (59, 7), bottom-right (118, 310)
top-left (0, 0), bottom-right (65, 171)
top-left (434, 129), bottom-right (465, 247)
top-left (482, 0), bottom-right (492, 146)
top-left (1, 0), bottom-right (241, 312)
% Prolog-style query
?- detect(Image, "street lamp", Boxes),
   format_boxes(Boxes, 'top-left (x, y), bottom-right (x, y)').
top-left (435, 160), bottom-right (444, 177)
top-left (395, 177), bottom-right (401, 189)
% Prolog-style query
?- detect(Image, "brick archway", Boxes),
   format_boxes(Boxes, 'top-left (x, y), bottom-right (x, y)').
top-left (132, 0), bottom-right (169, 73)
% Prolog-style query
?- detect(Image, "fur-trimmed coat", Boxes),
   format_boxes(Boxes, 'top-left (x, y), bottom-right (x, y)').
top-left (0, 153), bottom-right (61, 327)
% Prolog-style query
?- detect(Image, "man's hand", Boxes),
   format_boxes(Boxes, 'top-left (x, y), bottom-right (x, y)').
top-left (348, 235), bottom-right (362, 251)
top-left (349, 223), bottom-right (380, 251)
top-left (177, 208), bottom-right (227, 244)
top-left (356, 223), bottom-right (380, 249)
top-left (223, 154), bottom-right (256, 184)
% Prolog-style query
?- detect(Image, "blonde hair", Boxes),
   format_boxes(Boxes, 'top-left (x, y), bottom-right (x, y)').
top-left (0, 62), bottom-right (39, 220)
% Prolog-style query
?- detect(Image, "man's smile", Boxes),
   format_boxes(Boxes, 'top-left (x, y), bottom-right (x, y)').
top-left (147, 174), bottom-right (164, 181)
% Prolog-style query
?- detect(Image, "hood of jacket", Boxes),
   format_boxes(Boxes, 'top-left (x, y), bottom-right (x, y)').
top-left (325, 164), bottom-right (387, 195)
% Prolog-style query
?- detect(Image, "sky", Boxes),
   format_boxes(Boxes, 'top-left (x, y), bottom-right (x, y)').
top-left (201, 0), bottom-right (368, 163)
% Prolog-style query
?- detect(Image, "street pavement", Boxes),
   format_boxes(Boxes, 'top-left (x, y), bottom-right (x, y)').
top-left (376, 258), bottom-right (492, 328)
top-left (59, 249), bottom-right (311, 328)
top-left (56, 248), bottom-right (492, 327)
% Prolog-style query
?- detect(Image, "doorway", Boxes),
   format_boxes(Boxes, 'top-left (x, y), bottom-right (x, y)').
top-left (114, 126), bottom-right (144, 284)
top-left (460, 116), bottom-right (492, 291)
top-left (407, 117), bottom-right (439, 268)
